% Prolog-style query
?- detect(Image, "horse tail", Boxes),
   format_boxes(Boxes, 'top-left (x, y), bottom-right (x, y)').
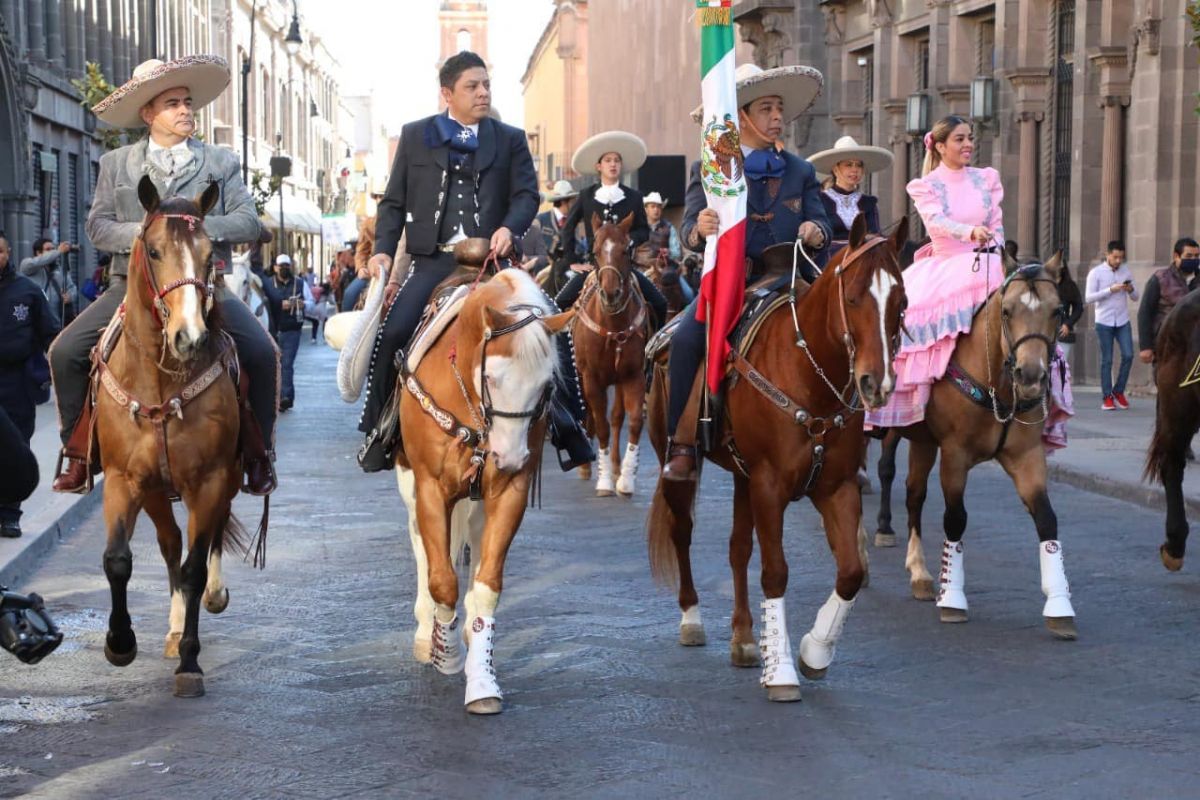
top-left (647, 477), bottom-right (680, 589)
top-left (1144, 423), bottom-right (1169, 486)
top-left (217, 497), bottom-right (270, 569)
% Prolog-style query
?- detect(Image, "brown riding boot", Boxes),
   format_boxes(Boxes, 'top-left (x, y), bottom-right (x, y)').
top-left (52, 401), bottom-right (97, 494)
top-left (662, 442), bottom-right (697, 482)
top-left (244, 451), bottom-right (277, 496)
top-left (52, 455), bottom-right (91, 494)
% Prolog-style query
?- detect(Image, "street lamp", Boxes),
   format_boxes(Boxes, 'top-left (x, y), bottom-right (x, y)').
top-left (284, 3), bottom-right (303, 55)
top-left (905, 92), bottom-right (930, 136)
top-left (970, 76), bottom-right (996, 122)
top-left (271, 140), bottom-right (293, 257)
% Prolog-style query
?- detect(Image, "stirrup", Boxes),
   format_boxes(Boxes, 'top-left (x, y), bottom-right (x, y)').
top-left (662, 442), bottom-right (698, 482)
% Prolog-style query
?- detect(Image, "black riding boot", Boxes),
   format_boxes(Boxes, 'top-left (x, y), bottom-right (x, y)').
top-left (549, 332), bottom-right (595, 471)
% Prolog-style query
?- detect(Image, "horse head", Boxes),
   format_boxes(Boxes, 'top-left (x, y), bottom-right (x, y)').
top-left (466, 270), bottom-right (573, 473)
top-left (135, 175), bottom-right (220, 362)
top-left (590, 212), bottom-right (635, 315)
top-left (829, 213), bottom-right (908, 410)
top-left (995, 251), bottom-right (1063, 401)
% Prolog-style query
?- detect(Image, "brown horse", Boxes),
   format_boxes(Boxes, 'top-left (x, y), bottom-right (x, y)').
top-left (395, 264), bottom-right (572, 714)
top-left (571, 213), bottom-right (650, 497)
top-left (93, 177), bottom-right (250, 698)
top-left (1145, 291), bottom-right (1200, 571)
top-left (878, 253), bottom-right (1077, 639)
top-left (637, 245), bottom-right (687, 320)
top-left (646, 215), bottom-right (907, 702)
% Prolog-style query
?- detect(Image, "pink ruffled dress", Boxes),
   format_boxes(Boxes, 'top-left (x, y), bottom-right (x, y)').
top-left (865, 164), bottom-right (1073, 449)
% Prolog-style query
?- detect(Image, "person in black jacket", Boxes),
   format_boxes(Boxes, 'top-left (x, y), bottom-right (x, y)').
top-left (806, 136), bottom-right (893, 250)
top-left (357, 51), bottom-right (593, 473)
top-left (1056, 262), bottom-right (1084, 364)
top-left (552, 131), bottom-right (668, 328)
top-left (0, 233), bottom-right (60, 538)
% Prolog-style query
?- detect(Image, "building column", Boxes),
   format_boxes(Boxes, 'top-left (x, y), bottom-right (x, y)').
top-left (64, 0), bottom-right (81, 74)
top-left (99, 0), bottom-right (114, 81)
top-left (44, 0), bottom-right (63, 67)
top-left (889, 133), bottom-right (908, 224)
top-left (1097, 95), bottom-right (1128, 248)
top-left (1016, 111), bottom-right (1041, 259)
top-left (26, 0), bottom-right (46, 63)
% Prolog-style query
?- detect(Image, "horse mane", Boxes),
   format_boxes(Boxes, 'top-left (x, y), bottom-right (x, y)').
top-left (488, 270), bottom-right (561, 379)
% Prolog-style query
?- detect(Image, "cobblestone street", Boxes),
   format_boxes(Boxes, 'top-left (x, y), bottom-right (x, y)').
top-left (2, 345), bottom-right (1199, 799)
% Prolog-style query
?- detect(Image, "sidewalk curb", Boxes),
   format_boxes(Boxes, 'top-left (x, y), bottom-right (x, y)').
top-left (0, 479), bottom-right (103, 588)
top-left (1048, 462), bottom-right (1189, 516)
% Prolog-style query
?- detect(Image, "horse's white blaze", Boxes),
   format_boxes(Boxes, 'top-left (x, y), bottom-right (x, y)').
top-left (179, 245), bottom-right (204, 344)
top-left (603, 238), bottom-right (616, 265)
top-left (1019, 290), bottom-right (1041, 312)
top-left (869, 270), bottom-right (900, 393)
top-left (168, 589), bottom-right (185, 636)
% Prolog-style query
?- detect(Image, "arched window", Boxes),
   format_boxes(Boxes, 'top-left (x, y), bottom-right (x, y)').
top-left (456, 28), bottom-right (471, 52)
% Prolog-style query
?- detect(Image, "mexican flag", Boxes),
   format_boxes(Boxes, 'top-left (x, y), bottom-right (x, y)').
top-left (695, 0), bottom-right (747, 393)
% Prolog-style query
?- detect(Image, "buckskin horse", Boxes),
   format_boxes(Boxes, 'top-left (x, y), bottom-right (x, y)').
top-left (1145, 291), bottom-right (1200, 571)
top-left (92, 176), bottom-right (259, 698)
top-left (571, 213), bottom-right (651, 497)
top-left (874, 252), bottom-right (1078, 640)
top-left (646, 215), bottom-right (907, 702)
top-left (391, 248), bottom-right (572, 714)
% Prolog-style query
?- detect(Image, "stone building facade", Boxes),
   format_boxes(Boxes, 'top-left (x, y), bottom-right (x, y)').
top-left (521, 0), bottom-right (589, 188)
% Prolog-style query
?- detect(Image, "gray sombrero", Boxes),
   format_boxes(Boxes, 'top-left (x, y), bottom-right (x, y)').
top-left (690, 62), bottom-right (824, 124)
top-left (93, 56), bottom-right (230, 129)
top-left (808, 135), bottom-right (894, 176)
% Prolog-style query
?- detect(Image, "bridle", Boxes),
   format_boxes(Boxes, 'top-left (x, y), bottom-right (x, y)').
top-left (791, 235), bottom-right (904, 411)
top-left (136, 212), bottom-right (214, 329)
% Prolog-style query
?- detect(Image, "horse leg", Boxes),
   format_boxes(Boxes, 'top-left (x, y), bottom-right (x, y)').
top-left (459, 497), bottom-right (486, 645)
top-left (800, 478), bottom-right (867, 680)
top-left (174, 479), bottom-right (230, 698)
top-left (584, 375), bottom-right (614, 496)
top-left (462, 480), bottom-right (531, 715)
top-left (874, 431), bottom-right (900, 547)
top-left (102, 476), bottom-right (142, 668)
top-left (728, 473), bottom-right (757, 664)
top-left (936, 450), bottom-right (971, 624)
top-left (415, 477), bottom-right (464, 674)
top-left (616, 376), bottom-right (645, 497)
top-left (998, 447), bottom-right (1076, 640)
top-left (904, 438), bottom-right (938, 601)
top-left (750, 471), bottom-right (801, 703)
top-left (1161, 452), bottom-right (1189, 571)
top-left (398, 468), bottom-right (435, 662)
top-left (145, 492), bottom-right (184, 659)
top-left (609, 382), bottom-right (626, 490)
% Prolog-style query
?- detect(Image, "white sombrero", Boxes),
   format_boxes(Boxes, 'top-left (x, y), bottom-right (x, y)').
top-left (643, 192), bottom-right (668, 207)
top-left (544, 179), bottom-right (579, 203)
top-left (571, 131), bottom-right (647, 176)
top-left (690, 63), bottom-right (824, 124)
top-left (93, 56), bottom-right (230, 129)
top-left (808, 136), bottom-right (894, 176)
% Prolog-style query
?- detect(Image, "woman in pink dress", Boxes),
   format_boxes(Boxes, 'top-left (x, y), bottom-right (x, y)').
top-left (867, 115), bottom-right (1072, 447)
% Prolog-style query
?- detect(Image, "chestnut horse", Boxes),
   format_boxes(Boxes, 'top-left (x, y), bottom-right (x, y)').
top-left (637, 245), bottom-right (687, 320)
top-left (395, 264), bottom-right (572, 714)
top-left (646, 216), bottom-right (907, 702)
top-left (1145, 291), bottom-right (1200, 571)
top-left (93, 177), bottom-right (250, 698)
top-left (877, 253), bottom-right (1077, 639)
top-left (572, 214), bottom-right (650, 497)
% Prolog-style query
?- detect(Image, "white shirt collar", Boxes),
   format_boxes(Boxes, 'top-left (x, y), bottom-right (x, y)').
top-left (553, 208), bottom-right (567, 223)
top-left (446, 111), bottom-right (479, 136)
top-left (594, 183), bottom-right (625, 205)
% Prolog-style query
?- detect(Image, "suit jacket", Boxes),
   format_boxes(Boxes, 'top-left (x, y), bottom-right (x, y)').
top-left (86, 138), bottom-right (261, 278)
top-left (819, 190), bottom-right (881, 242)
top-left (559, 183), bottom-right (651, 264)
top-left (374, 114), bottom-right (539, 259)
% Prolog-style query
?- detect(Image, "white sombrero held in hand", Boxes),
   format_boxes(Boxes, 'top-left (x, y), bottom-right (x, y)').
top-left (93, 56), bottom-right (231, 129)
top-left (571, 131), bottom-right (647, 176)
top-left (807, 136), bottom-right (894, 176)
top-left (690, 63), bottom-right (824, 124)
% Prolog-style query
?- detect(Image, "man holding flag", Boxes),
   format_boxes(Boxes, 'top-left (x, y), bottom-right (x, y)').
top-left (662, 8), bottom-right (830, 481)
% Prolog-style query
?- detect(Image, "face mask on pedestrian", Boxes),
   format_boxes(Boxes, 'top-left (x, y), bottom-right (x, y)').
top-left (1180, 257), bottom-right (1200, 274)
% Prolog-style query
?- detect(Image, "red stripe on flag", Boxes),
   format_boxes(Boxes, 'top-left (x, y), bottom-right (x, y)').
top-left (696, 219), bottom-right (747, 393)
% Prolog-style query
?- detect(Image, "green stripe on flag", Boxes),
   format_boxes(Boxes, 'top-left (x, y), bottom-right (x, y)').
top-left (699, 20), bottom-right (733, 77)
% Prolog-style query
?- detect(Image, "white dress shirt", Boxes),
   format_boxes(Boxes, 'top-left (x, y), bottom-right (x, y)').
top-left (1085, 261), bottom-right (1138, 327)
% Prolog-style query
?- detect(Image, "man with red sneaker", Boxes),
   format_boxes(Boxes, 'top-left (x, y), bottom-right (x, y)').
top-left (1085, 240), bottom-right (1137, 410)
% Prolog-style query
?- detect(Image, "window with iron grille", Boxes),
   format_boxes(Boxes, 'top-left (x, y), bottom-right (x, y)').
top-left (1051, 0), bottom-right (1075, 260)
top-left (859, 50), bottom-right (874, 145)
top-left (977, 19), bottom-right (996, 77)
top-left (916, 38), bottom-right (930, 92)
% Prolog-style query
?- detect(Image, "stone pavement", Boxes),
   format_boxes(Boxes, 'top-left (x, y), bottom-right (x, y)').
top-left (2, 343), bottom-right (1198, 798)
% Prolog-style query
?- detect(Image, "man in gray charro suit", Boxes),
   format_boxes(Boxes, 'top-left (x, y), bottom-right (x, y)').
top-left (48, 56), bottom-right (279, 495)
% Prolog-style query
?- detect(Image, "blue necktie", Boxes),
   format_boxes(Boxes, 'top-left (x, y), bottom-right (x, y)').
top-left (744, 148), bottom-right (786, 181)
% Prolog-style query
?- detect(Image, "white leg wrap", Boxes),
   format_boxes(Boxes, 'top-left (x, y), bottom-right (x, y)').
top-left (463, 616), bottom-right (502, 706)
top-left (595, 448), bottom-right (614, 494)
top-left (936, 540), bottom-right (968, 611)
top-left (758, 598), bottom-right (800, 688)
top-left (1039, 540), bottom-right (1075, 618)
top-left (680, 605), bottom-right (702, 628)
top-left (616, 444), bottom-right (639, 495)
top-left (799, 591), bottom-right (856, 672)
top-left (431, 613), bottom-right (465, 675)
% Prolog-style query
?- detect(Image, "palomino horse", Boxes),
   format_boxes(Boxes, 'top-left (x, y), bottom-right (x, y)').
top-left (94, 177), bottom-right (251, 697)
top-left (394, 260), bottom-right (572, 714)
top-left (572, 214), bottom-right (651, 497)
top-left (647, 216), bottom-right (907, 702)
top-left (877, 253), bottom-right (1077, 639)
top-left (1145, 291), bottom-right (1200, 571)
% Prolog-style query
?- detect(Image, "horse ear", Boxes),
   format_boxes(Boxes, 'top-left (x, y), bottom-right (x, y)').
top-left (197, 180), bottom-right (221, 218)
top-left (590, 212), bottom-right (604, 235)
top-left (138, 175), bottom-right (160, 214)
top-left (848, 212), bottom-right (867, 249)
top-left (890, 216), bottom-right (909, 256)
top-left (1043, 250), bottom-right (1063, 283)
top-left (618, 212), bottom-right (635, 235)
top-left (1001, 243), bottom-right (1020, 276)
top-left (540, 309), bottom-right (575, 334)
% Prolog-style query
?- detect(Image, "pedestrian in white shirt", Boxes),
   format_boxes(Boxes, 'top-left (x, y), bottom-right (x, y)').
top-left (1084, 240), bottom-right (1137, 410)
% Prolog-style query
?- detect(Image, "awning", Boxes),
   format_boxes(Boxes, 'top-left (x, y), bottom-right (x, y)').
top-left (261, 192), bottom-right (323, 235)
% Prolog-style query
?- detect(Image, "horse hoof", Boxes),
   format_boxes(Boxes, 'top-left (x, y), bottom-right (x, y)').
top-left (730, 642), bottom-right (760, 668)
top-left (798, 659), bottom-right (827, 681)
top-left (163, 633), bottom-right (181, 659)
top-left (1046, 616), bottom-right (1078, 641)
top-left (173, 672), bottom-right (206, 698)
top-left (766, 685), bottom-right (802, 703)
top-left (203, 587), bottom-right (229, 614)
top-left (596, 488), bottom-right (615, 497)
top-left (616, 487), bottom-right (634, 498)
top-left (679, 624), bottom-right (706, 646)
top-left (939, 607), bottom-right (968, 624)
top-left (911, 579), bottom-right (936, 601)
top-left (104, 633), bottom-right (137, 667)
top-left (1160, 544), bottom-right (1184, 572)
top-left (579, 464), bottom-right (592, 480)
top-left (466, 697), bottom-right (503, 715)
top-left (874, 532), bottom-right (897, 548)
top-left (413, 638), bottom-right (432, 664)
